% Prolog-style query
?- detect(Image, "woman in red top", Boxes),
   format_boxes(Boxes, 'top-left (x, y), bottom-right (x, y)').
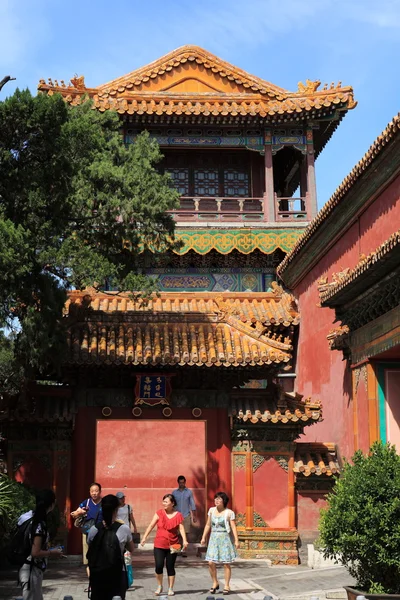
top-left (141, 494), bottom-right (188, 596)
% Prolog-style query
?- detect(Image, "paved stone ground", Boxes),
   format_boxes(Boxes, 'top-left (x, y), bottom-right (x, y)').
top-left (0, 550), bottom-right (355, 600)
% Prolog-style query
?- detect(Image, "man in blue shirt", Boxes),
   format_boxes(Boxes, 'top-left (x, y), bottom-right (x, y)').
top-left (71, 482), bottom-right (102, 581)
top-left (172, 475), bottom-right (197, 556)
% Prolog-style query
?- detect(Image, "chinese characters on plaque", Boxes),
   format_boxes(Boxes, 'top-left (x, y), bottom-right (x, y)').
top-left (134, 375), bottom-right (171, 406)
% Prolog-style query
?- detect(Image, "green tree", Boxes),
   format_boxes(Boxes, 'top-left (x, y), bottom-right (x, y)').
top-left (0, 89), bottom-right (179, 390)
top-left (319, 442), bottom-right (400, 594)
top-left (0, 476), bottom-right (35, 562)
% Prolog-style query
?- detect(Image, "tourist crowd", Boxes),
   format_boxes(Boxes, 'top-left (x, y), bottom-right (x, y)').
top-left (14, 475), bottom-right (239, 600)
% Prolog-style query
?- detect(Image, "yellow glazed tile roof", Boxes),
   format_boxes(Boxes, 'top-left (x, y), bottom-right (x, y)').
top-left (318, 230), bottom-right (400, 304)
top-left (65, 287), bottom-right (299, 367)
top-left (230, 394), bottom-right (321, 424)
top-left (294, 443), bottom-right (340, 476)
top-left (38, 45), bottom-right (356, 120)
top-left (278, 113), bottom-right (400, 276)
top-left (97, 45), bottom-right (288, 97)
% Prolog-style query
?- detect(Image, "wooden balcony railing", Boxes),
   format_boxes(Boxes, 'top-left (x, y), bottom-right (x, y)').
top-left (168, 196), bottom-right (265, 221)
top-left (275, 196), bottom-right (308, 220)
top-left (167, 195), bottom-right (309, 222)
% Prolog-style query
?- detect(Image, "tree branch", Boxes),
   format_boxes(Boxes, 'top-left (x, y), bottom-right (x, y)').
top-left (0, 76), bottom-right (16, 92)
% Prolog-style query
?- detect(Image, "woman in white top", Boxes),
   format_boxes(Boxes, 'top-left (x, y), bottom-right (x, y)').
top-left (116, 491), bottom-right (137, 532)
top-left (200, 492), bottom-right (239, 595)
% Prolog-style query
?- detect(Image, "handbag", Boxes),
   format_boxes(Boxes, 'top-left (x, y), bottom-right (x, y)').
top-left (124, 551), bottom-right (134, 587)
top-left (81, 518), bottom-right (96, 535)
top-left (126, 564), bottom-right (134, 587)
top-left (131, 532), bottom-right (140, 544)
top-left (170, 543), bottom-right (182, 554)
top-left (73, 499), bottom-right (89, 529)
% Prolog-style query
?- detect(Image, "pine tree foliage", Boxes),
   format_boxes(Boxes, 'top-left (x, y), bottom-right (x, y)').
top-left (0, 89), bottom-right (179, 389)
top-left (319, 442), bottom-right (400, 594)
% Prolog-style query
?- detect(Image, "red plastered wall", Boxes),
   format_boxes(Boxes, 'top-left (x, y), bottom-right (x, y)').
top-left (292, 172), bottom-right (400, 458)
top-left (68, 406), bottom-right (231, 554)
top-left (297, 492), bottom-right (327, 537)
top-left (253, 457), bottom-right (289, 528)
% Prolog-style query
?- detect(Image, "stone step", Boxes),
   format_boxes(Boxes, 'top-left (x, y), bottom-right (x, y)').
top-left (281, 589), bottom-right (347, 600)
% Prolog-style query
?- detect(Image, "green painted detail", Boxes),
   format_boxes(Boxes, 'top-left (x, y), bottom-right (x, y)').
top-left (275, 455), bottom-right (289, 472)
top-left (234, 455), bottom-right (246, 470)
top-left (377, 362), bottom-right (400, 444)
top-left (236, 512), bottom-right (246, 527)
top-left (173, 229), bottom-right (305, 255)
top-left (377, 365), bottom-right (387, 444)
top-left (253, 511), bottom-right (269, 528)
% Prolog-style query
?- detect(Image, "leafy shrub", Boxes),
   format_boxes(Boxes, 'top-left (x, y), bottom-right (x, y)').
top-left (319, 442), bottom-right (400, 594)
top-left (0, 475), bottom-right (35, 562)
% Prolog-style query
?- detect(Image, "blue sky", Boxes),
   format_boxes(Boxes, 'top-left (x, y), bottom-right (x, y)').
top-left (2, 0), bottom-right (400, 209)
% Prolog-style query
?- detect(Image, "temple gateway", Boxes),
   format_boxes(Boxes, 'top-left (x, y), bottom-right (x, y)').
top-left (2, 46), bottom-right (356, 562)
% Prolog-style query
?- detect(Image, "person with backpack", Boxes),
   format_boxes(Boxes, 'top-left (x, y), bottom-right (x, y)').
top-left (87, 494), bottom-right (134, 600)
top-left (17, 489), bottom-right (63, 600)
top-left (115, 491), bottom-right (137, 533)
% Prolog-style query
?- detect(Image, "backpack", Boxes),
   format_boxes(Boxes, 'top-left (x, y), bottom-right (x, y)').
top-left (7, 517), bottom-right (35, 566)
top-left (87, 522), bottom-right (123, 576)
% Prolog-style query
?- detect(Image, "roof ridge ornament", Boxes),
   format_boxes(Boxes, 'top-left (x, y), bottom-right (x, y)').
top-left (297, 79), bottom-right (321, 94)
top-left (270, 281), bottom-right (284, 296)
top-left (214, 295), bottom-right (241, 319)
top-left (70, 75), bottom-right (86, 90)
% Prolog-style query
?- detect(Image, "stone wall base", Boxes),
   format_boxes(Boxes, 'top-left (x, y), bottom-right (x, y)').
top-left (307, 544), bottom-right (341, 569)
top-left (238, 529), bottom-right (299, 564)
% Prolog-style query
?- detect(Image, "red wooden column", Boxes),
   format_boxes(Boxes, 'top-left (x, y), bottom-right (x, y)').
top-left (306, 128), bottom-right (318, 219)
top-left (245, 452), bottom-right (254, 529)
top-left (300, 154), bottom-right (308, 209)
top-left (288, 455), bottom-right (296, 528)
top-left (263, 129), bottom-right (275, 221)
top-left (351, 367), bottom-right (360, 451)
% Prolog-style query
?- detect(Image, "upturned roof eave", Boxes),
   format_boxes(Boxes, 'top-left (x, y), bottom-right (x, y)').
top-left (319, 230), bottom-right (400, 307)
top-left (277, 114), bottom-right (400, 288)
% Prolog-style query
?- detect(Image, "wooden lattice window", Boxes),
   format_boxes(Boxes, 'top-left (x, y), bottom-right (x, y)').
top-left (166, 168), bottom-right (189, 195)
top-left (194, 169), bottom-right (219, 196)
top-left (223, 169), bottom-right (249, 197)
